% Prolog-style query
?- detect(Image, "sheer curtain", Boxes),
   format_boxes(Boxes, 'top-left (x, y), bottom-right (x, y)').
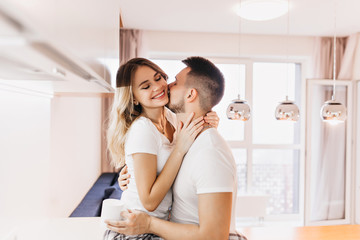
top-left (309, 85), bottom-right (347, 221)
top-left (309, 35), bottom-right (351, 222)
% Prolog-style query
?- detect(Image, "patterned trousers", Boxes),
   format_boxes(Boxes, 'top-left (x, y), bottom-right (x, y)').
top-left (104, 230), bottom-right (247, 240)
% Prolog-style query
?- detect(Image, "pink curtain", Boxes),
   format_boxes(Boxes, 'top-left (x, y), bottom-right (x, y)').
top-left (338, 33), bottom-right (360, 80)
top-left (101, 94), bottom-right (116, 173)
top-left (120, 29), bottom-right (144, 64)
top-left (313, 37), bottom-right (347, 79)
top-left (313, 33), bottom-right (360, 80)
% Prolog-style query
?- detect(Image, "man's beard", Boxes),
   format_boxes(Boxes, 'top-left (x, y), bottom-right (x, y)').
top-left (167, 98), bottom-right (185, 113)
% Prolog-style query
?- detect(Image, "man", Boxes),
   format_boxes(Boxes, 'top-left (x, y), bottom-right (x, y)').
top-left (105, 57), bottom-right (246, 240)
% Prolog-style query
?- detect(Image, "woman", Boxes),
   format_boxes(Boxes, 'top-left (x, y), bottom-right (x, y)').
top-left (106, 58), bottom-right (219, 239)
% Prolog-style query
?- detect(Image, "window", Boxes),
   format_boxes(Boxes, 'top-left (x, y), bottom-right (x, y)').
top-left (152, 58), bottom-right (302, 218)
top-left (251, 62), bottom-right (301, 216)
top-left (253, 63), bottom-right (300, 145)
top-left (213, 63), bottom-right (245, 141)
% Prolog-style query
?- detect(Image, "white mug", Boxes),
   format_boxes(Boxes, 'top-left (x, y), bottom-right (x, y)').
top-left (101, 199), bottom-right (126, 223)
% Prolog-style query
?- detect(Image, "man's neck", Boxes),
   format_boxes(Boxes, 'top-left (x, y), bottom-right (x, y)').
top-left (176, 110), bottom-right (212, 134)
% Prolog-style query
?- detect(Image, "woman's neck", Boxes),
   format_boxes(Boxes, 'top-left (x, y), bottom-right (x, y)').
top-left (142, 107), bottom-right (166, 124)
top-left (142, 107), bottom-right (171, 137)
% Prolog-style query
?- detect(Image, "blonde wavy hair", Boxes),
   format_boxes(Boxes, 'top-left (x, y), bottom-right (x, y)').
top-left (107, 58), bottom-right (168, 168)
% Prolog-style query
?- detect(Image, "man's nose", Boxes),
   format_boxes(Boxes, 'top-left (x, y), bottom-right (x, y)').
top-left (168, 82), bottom-right (174, 88)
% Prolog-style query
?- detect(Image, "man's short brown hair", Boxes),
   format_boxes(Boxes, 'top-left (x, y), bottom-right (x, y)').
top-left (182, 56), bottom-right (225, 112)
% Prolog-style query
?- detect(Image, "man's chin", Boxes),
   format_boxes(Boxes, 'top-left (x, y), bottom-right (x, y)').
top-left (168, 105), bottom-right (183, 114)
top-left (166, 104), bottom-right (175, 113)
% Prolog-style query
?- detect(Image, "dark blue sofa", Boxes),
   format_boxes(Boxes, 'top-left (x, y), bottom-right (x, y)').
top-left (69, 172), bottom-right (123, 217)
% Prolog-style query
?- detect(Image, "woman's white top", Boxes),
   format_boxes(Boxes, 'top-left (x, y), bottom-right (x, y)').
top-left (120, 108), bottom-right (177, 220)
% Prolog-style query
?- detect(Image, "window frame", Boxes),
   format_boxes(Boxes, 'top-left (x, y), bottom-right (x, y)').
top-left (150, 56), bottom-right (306, 223)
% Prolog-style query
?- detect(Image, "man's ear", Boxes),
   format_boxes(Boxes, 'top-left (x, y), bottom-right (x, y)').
top-left (186, 88), bottom-right (198, 103)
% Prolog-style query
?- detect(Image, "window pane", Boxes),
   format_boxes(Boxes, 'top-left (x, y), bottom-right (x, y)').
top-left (151, 59), bottom-right (184, 84)
top-left (232, 148), bottom-right (247, 195)
top-left (252, 149), bottom-right (300, 215)
top-left (253, 62), bottom-right (300, 144)
top-left (213, 64), bottom-right (245, 141)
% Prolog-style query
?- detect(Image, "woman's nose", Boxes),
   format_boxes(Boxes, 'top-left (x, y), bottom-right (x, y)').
top-left (153, 80), bottom-right (163, 91)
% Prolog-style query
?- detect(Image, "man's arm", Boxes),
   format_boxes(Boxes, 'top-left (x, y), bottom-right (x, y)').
top-left (150, 192), bottom-right (232, 240)
top-left (106, 192), bottom-right (232, 240)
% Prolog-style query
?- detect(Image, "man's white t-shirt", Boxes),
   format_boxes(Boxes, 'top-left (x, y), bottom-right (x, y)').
top-left (120, 108), bottom-right (177, 220)
top-left (170, 128), bottom-right (238, 234)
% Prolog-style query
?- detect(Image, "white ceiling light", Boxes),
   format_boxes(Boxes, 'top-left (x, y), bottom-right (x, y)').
top-left (236, 0), bottom-right (289, 21)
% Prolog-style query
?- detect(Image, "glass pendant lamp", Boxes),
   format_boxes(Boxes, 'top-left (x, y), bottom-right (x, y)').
top-left (275, 0), bottom-right (300, 122)
top-left (320, 99), bottom-right (347, 122)
top-left (275, 96), bottom-right (299, 121)
top-left (227, 94), bottom-right (251, 121)
top-left (320, 0), bottom-right (347, 123)
top-left (228, 0), bottom-right (251, 121)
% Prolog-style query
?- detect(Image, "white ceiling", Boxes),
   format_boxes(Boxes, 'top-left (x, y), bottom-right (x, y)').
top-left (6, 0), bottom-right (360, 37)
top-left (3, 0), bottom-right (360, 60)
top-left (120, 0), bottom-right (360, 37)
top-left (1, 0), bottom-right (359, 93)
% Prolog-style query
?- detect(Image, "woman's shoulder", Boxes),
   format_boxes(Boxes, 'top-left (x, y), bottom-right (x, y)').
top-left (126, 117), bottom-right (159, 144)
top-left (129, 116), bottom-right (153, 131)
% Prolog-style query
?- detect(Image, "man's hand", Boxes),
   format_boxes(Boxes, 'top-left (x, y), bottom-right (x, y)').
top-left (105, 209), bottom-right (151, 235)
top-left (118, 165), bottom-right (130, 191)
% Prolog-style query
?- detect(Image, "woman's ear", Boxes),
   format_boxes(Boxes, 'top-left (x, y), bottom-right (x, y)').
top-left (186, 88), bottom-right (198, 103)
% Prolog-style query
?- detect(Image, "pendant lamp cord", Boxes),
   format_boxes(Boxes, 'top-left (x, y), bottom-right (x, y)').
top-left (238, 0), bottom-right (242, 99)
top-left (332, 0), bottom-right (337, 101)
top-left (286, 0), bottom-right (290, 100)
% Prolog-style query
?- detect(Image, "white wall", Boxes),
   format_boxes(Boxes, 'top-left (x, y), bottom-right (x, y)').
top-left (144, 31), bottom-right (315, 61)
top-left (143, 31), bottom-right (315, 80)
top-left (0, 90), bottom-right (52, 219)
top-left (49, 95), bottom-right (102, 217)
top-left (0, 90), bottom-right (103, 220)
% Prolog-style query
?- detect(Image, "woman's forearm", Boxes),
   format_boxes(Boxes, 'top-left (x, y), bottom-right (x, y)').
top-left (136, 146), bottom-right (185, 211)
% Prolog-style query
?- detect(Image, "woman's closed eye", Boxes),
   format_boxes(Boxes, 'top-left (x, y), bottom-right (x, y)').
top-left (155, 75), bottom-right (162, 81)
top-left (141, 75), bottom-right (162, 89)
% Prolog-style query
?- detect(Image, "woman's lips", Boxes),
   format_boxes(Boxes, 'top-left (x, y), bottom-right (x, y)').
top-left (153, 90), bottom-right (165, 99)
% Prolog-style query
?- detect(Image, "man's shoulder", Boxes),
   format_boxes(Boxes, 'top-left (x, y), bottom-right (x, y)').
top-left (194, 129), bottom-right (229, 151)
top-left (189, 129), bottom-right (233, 161)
